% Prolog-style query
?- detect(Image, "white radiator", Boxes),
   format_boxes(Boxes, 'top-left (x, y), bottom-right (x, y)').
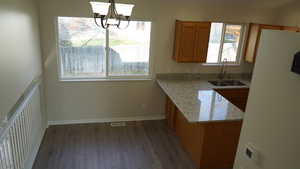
top-left (0, 82), bottom-right (45, 169)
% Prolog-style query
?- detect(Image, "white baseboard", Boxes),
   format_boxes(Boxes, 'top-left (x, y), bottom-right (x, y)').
top-left (48, 114), bottom-right (165, 126)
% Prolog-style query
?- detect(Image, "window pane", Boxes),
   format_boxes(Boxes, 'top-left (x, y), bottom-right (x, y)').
top-left (207, 23), bottom-right (223, 63)
top-left (221, 24), bottom-right (242, 62)
top-left (58, 17), bottom-right (106, 78)
top-left (108, 21), bottom-right (151, 76)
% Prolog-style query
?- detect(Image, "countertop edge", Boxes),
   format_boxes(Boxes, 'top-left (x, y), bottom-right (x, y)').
top-left (157, 79), bottom-right (246, 123)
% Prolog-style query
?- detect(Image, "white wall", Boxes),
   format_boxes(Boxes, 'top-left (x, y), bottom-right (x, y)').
top-left (38, 0), bottom-right (279, 122)
top-left (0, 0), bottom-right (42, 120)
top-left (234, 30), bottom-right (300, 169)
top-left (275, 1), bottom-right (300, 27)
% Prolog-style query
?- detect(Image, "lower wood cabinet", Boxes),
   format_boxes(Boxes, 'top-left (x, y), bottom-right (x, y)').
top-left (165, 96), bottom-right (242, 169)
top-left (175, 111), bottom-right (203, 166)
top-left (175, 110), bottom-right (242, 169)
top-left (214, 88), bottom-right (250, 112)
top-left (165, 96), bottom-right (177, 130)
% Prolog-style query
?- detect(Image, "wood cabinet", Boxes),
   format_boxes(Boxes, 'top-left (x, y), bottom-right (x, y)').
top-left (282, 26), bottom-right (300, 32)
top-left (173, 20), bottom-right (211, 63)
top-left (174, 109), bottom-right (242, 169)
top-left (165, 96), bottom-right (177, 130)
top-left (165, 96), bottom-right (242, 169)
top-left (244, 23), bottom-right (299, 63)
top-left (175, 110), bottom-right (203, 166)
top-left (214, 88), bottom-right (250, 112)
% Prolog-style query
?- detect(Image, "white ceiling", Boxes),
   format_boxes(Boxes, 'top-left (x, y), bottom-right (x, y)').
top-left (175, 0), bottom-right (298, 9)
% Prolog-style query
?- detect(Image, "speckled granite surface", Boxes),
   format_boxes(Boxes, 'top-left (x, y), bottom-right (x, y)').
top-left (157, 78), bottom-right (250, 123)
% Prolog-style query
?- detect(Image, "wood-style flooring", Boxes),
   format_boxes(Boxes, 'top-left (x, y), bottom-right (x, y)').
top-left (32, 120), bottom-right (198, 169)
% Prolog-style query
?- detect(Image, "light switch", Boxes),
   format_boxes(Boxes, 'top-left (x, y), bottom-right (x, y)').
top-left (245, 143), bottom-right (260, 165)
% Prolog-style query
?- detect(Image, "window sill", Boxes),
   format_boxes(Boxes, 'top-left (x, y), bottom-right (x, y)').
top-left (201, 63), bottom-right (241, 66)
top-left (59, 78), bottom-right (153, 82)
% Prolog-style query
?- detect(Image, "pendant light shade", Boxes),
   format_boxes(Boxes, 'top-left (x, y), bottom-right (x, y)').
top-left (115, 3), bottom-right (134, 16)
top-left (90, 1), bottom-right (110, 15)
top-left (90, 0), bottom-right (135, 29)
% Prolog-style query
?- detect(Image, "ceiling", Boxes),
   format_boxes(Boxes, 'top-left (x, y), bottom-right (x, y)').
top-left (244, 0), bottom-right (297, 9)
top-left (173, 0), bottom-right (298, 9)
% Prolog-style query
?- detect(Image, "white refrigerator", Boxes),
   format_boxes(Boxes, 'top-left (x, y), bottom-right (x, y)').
top-left (234, 30), bottom-right (300, 169)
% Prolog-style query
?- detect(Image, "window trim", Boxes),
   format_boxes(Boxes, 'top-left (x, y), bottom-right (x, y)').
top-left (59, 77), bottom-right (153, 82)
top-left (55, 16), bottom-right (153, 82)
top-left (204, 22), bottom-right (246, 66)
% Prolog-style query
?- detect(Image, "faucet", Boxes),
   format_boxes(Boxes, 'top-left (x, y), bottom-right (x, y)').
top-left (218, 58), bottom-right (228, 80)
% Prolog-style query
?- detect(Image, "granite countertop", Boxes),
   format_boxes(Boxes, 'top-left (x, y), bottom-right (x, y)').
top-left (157, 77), bottom-right (250, 123)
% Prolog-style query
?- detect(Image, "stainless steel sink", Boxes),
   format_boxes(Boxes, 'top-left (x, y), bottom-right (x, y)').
top-left (208, 80), bottom-right (246, 86)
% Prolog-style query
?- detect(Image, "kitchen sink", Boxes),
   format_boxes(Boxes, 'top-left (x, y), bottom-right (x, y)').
top-left (208, 80), bottom-right (246, 86)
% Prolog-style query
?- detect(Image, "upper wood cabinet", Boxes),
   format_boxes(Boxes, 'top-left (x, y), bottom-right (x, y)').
top-left (282, 26), bottom-right (299, 32)
top-left (173, 21), bottom-right (211, 63)
top-left (244, 23), bottom-right (261, 63)
top-left (244, 23), bottom-right (299, 63)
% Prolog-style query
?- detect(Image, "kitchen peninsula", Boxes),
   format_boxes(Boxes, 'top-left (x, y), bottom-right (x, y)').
top-left (157, 75), bottom-right (250, 169)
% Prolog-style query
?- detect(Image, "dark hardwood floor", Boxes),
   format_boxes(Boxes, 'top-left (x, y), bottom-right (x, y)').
top-left (32, 120), bottom-right (197, 169)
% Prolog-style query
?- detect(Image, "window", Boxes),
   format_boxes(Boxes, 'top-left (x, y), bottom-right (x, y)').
top-left (206, 22), bottom-right (245, 64)
top-left (57, 17), bottom-right (151, 80)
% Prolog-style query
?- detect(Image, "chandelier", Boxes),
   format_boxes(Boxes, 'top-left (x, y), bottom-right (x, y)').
top-left (90, 0), bottom-right (135, 29)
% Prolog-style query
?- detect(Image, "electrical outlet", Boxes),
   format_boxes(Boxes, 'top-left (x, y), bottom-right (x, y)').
top-left (245, 143), bottom-right (261, 165)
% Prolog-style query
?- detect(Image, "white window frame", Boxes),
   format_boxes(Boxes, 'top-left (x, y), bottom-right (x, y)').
top-left (55, 17), bottom-right (153, 82)
top-left (203, 22), bottom-right (247, 66)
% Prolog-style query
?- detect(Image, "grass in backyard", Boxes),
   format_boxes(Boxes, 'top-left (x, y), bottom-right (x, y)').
top-left (71, 39), bottom-right (140, 47)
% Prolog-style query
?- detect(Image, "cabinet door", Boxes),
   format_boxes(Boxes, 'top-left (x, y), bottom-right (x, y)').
top-left (165, 96), bottom-right (177, 130)
top-left (175, 110), bottom-right (203, 168)
top-left (245, 24), bottom-right (283, 63)
top-left (173, 21), bottom-right (211, 63)
top-left (175, 22), bottom-right (199, 62)
top-left (214, 88), bottom-right (249, 112)
top-left (244, 23), bottom-right (260, 63)
top-left (194, 22), bottom-right (211, 62)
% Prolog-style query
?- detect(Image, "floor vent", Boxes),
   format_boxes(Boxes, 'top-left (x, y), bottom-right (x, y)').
top-left (110, 122), bottom-right (127, 127)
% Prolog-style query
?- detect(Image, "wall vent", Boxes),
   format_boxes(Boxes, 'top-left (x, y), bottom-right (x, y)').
top-left (110, 122), bottom-right (127, 127)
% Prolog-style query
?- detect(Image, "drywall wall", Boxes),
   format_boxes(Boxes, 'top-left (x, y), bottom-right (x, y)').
top-left (275, 0), bottom-right (300, 27)
top-left (0, 0), bottom-right (42, 120)
top-left (234, 30), bottom-right (300, 169)
top-left (38, 0), bottom-right (279, 122)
